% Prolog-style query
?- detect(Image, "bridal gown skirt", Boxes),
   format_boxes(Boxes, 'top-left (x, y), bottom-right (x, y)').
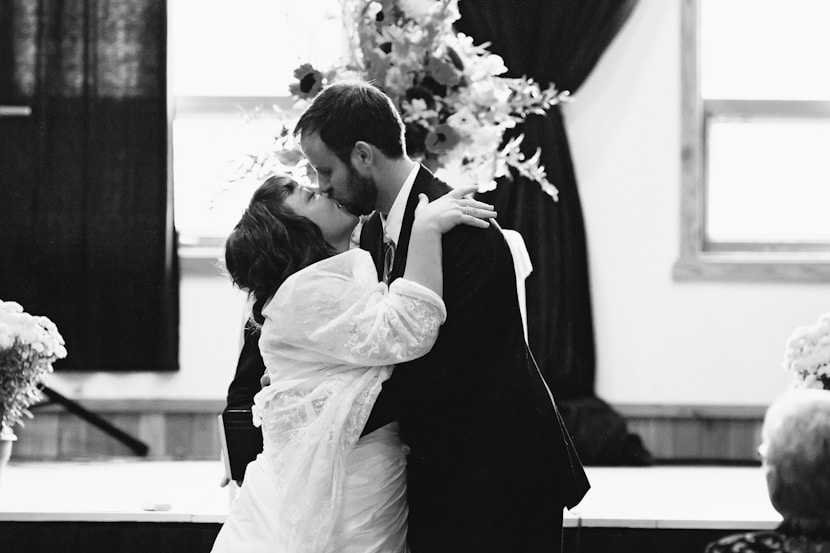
top-left (211, 423), bottom-right (409, 553)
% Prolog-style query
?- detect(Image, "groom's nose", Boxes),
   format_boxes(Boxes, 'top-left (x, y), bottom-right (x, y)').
top-left (318, 181), bottom-right (332, 196)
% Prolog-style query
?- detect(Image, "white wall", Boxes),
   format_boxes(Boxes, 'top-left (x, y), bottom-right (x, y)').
top-left (51, 0), bottom-right (830, 406)
top-left (567, 0), bottom-right (830, 405)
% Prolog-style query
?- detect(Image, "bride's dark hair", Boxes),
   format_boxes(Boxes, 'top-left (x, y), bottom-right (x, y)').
top-left (224, 175), bottom-right (338, 322)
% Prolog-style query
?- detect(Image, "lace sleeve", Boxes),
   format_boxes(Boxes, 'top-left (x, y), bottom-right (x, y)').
top-left (263, 253), bottom-right (447, 367)
top-left (337, 278), bottom-right (447, 365)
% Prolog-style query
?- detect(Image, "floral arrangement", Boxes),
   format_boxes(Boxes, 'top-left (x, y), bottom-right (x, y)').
top-left (0, 300), bottom-right (67, 437)
top-left (236, 0), bottom-right (568, 199)
top-left (783, 312), bottom-right (830, 390)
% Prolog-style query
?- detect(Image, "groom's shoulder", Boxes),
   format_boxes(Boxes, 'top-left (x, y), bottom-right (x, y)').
top-left (445, 214), bottom-right (508, 263)
top-left (415, 168), bottom-right (451, 200)
top-left (413, 170), bottom-right (507, 254)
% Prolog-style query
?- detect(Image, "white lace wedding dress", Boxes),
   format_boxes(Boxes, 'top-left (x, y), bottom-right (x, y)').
top-left (211, 249), bottom-right (446, 553)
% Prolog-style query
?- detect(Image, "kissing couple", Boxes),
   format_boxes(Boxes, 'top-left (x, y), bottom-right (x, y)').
top-left (211, 80), bottom-right (589, 553)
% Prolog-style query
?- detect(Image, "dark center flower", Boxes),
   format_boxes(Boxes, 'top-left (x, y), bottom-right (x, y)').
top-left (300, 73), bottom-right (318, 94)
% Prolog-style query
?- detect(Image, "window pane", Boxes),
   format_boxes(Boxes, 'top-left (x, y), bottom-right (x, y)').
top-left (169, 0), bottom-right (344, 96)
top-left (701, 0), bottom-right (830, 100)
top-left (706, 117), bottom-right (830, 243)
top-left (170, 0), bottom-right (344, 241)
top-left (173, 110), bottom-right (286, 241)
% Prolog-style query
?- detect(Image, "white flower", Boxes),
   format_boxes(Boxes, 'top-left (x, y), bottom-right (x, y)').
top-left (465, 79), bottom-right (511, 108)
top-left (0, 301), bottom-right (24, 314)
top-left (366, 1), bottom-right (383, 20)
top-left (0, 300), bottom-right (66, 432)
top-left (468, 53), bottom-right (508, 81)
top-left (784, 312), bottom-right (830, 390)
top-left (408, 98), bottom-right (429, 114)
top-left (384, 66), bottom-right (412, 97)
top-left (446, 107), bottom-right (477, 133)
top-left (434, 157), bottom-right (478, 190)
top-left (467, 125), bottom-right (503, 157)
top-left (0, 326), bottom-right (12, 350)
top-left (237, 0), bottom-right (567, 200)
top-left (398, 0), bottom-right (436, 24)
top-left (37, 316), bottom-right (58, 334)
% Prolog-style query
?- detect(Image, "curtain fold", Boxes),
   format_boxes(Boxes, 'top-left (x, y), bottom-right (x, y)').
top-left (457, 0), bottom-right (650, 464)
top-left (0, 0), bottom-right (177, 372)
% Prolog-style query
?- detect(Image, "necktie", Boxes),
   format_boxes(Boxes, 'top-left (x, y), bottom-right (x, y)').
top-left (382, 232), bottom-right (396, 284)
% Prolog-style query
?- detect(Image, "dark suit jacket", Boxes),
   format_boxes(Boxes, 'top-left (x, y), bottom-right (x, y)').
top-left (224, 319), bottom-right (265, 413)
top-left (360, 166), bottom-right (589, 552)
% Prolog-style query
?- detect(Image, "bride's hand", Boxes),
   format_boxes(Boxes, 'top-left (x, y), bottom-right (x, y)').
top-left (413, 185), bottom-right (496, 235)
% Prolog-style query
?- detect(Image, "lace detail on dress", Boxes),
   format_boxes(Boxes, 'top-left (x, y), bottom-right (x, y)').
top-left (255, 367), bottom-right (391, 553)
top-left (258, 249), bottom-right (446, 370)
top-left (343, 279), bottom-right (445, 363)
top-left (242, 250), bottom-right (443, 553)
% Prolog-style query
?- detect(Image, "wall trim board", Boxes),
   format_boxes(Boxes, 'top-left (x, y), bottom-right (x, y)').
top-left (33, 399), bottom-right (768, 418)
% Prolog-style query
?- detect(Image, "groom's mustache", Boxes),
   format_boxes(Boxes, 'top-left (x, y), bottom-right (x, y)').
top-left (326, 193), bottom-right (363, 217)
top-left (332, 194), bottom-right (373, 217)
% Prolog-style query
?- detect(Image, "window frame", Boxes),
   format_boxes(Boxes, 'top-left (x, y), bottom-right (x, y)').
top-left (674, 0), bottom-right (830, 282)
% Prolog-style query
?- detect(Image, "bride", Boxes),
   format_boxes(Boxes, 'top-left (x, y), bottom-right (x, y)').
top-left (210, 175), bottom-right (495, 553)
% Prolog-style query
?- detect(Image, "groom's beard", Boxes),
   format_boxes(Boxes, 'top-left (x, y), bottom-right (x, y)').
top-left (339, 165), bottom-right (378, 217)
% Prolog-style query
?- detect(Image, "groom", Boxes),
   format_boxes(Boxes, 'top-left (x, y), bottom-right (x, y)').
top-left (293, 80), bottom-right (589, 553)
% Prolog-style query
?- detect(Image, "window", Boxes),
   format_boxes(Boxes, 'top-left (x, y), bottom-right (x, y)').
top-left (675, 0), bottom-right (830, 281)
top-left (169, 0), bottom-right (344, 256)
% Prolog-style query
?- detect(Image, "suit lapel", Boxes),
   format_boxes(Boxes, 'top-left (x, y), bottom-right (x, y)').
top-left (359, 212), bottom-right (386, 281)
top-left (390, 165), bottom-right (438, 283)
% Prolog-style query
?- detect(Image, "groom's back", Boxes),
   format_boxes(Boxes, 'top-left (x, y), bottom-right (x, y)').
top-left (374, 176), bottom-right (588, 552)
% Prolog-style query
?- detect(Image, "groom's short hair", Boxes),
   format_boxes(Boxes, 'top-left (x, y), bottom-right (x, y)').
top-left (294, 80), bottom-right (406, 165)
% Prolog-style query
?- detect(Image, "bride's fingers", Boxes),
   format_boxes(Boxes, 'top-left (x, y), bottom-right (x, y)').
top-left (458, 198), bottom-right (495, 216)
top-left (463, 216), bottom-right (491, 228)
top-left (462, 199), bottom-right (495, 212)
top-left (446, 184), bottom-right (479, 198)
top-left (463, 206), bottom-right (497, 220)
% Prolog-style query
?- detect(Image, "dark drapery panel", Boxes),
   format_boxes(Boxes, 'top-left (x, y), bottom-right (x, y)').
top-left (0, 0), bottom-right (177, 372)
top-left (457, 0), bottom-right (651, 464)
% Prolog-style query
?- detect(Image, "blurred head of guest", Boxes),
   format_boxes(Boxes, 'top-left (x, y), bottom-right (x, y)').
top-left (760, 388), bottom-right (830, 531)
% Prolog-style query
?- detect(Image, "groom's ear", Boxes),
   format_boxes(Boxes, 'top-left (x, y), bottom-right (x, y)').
top-left (351, 141), bottom-right (374, 171)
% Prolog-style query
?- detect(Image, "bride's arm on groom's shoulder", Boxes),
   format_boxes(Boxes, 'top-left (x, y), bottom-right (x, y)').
top-left (263, 262), bottom-right (444, 368)
top-left (263, 189), bottom-right (494, 369)
top-left (404, 185), bottom-right (495, 297)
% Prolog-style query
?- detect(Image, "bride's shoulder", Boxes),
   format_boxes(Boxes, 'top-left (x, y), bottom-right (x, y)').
top-left (340, 248), bottom-right (377, 282)
top-left (300, 249), bottom-right (374, 281)
top-left (262, 250), bottom-right (378, 319)
top-left (268, 250), bottom-right (376, 304)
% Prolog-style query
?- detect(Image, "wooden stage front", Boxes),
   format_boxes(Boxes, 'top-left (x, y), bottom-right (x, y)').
top-left (0, 461), bottom-right (780, 553)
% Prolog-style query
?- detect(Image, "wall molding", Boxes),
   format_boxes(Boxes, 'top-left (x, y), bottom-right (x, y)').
top-left (615, 404), bottom-right (765, 463)
top-left (34, 398), bottom-right (768, 418)
top-left (33, 398), bottom-right (227, 414)
top-left (614, 403), bottom-right (767, 420)
top-left (12, 401), bottom-right (767, 463)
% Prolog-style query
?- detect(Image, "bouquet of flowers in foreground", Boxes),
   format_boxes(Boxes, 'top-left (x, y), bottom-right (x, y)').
top-left (237, 0), bottom-right (568, 199)
top-left (783, 311), bottom-right (830, 390)
top-left (0, 300), bottom-right (67, 438)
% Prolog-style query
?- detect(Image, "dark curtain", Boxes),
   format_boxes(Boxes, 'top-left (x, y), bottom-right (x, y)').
top-left (0, 0), bottom-right (177, 372)
top-left (456, 0), bottom-right (651, 464)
